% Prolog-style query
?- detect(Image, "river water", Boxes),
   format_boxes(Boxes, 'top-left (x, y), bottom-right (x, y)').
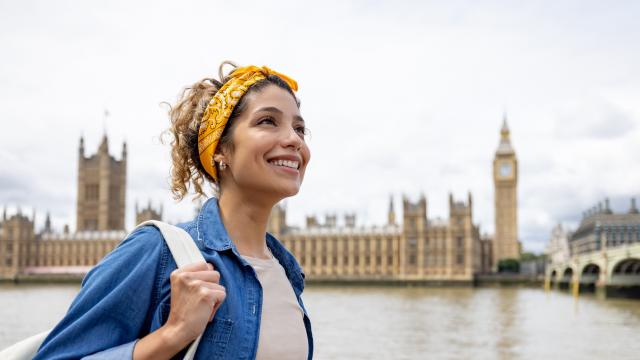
top-left (1, 284), bottom-right (638, 359)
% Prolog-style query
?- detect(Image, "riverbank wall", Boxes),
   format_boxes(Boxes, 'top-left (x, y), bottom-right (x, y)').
top-left (2, 273), bottom-right (544, 287)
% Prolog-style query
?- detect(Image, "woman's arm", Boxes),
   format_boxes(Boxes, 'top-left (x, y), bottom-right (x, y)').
top-left (34, 226), bottom-right (227, 360)
top-left (33, 227), bottom-right (167, 360)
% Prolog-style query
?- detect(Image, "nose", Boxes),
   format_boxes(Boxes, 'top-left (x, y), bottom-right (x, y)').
top-left (281, 124), bottom-right (303, 150)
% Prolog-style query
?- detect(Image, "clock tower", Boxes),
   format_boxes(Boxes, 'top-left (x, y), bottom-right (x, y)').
top-left (493, 116), bottom-right (520, 268)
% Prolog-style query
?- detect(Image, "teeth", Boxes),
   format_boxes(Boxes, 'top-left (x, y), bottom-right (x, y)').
top-left (269, 159), bottom-right (299, 169)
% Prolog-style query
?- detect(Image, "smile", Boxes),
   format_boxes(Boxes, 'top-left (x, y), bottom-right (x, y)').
top-left (268, 159), bottom-right (300, 170)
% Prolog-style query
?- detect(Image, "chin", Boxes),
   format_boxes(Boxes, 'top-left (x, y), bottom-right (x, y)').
top-left (279, 187), bottom-right (301, 198)
top-left (272, 184), bottom-right (301, 199)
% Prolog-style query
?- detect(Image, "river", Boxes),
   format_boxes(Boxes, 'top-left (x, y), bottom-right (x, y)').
top-left (1, 284), bottom-right (638, 359)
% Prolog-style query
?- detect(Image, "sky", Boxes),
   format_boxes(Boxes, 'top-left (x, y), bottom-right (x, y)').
top-left (1, 0), bottom-right (639, 253)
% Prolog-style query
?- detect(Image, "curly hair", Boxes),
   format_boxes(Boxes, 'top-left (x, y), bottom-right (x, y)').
top-left (163, 62), bottom-right (299, 201)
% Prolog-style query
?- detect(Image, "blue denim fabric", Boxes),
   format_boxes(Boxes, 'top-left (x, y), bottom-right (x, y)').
top-left (34, 197), bottom-right (313, 360)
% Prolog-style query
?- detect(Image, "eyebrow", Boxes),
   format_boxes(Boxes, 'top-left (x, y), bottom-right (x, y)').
top-left (255, 106), bottom-right (305, 124)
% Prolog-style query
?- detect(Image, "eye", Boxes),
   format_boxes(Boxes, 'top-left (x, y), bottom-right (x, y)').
top-left (258, 117), bottom-right (276, 125)
top-left (295, 126), bottom-right (308, 136)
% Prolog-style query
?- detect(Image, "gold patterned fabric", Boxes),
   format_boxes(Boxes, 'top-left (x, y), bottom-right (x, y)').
top-left (198, 65), bottom-right (298, 181)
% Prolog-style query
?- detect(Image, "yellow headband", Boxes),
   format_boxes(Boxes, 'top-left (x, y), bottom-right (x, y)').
top-left (198, 65), bottom-right (298, 181)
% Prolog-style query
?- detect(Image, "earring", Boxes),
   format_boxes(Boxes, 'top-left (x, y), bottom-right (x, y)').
top-left (219, 161), bottom-right (227, 170)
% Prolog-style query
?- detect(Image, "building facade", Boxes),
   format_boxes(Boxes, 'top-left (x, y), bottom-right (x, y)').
top-left (545, 198), bottom-right (640, 294)
top-left (546, 224), bottom-right (571, 265)
top-left (568, 198), bottom-right (640, 256)
top-left (269, 193), bottom-right (493, 282)
top-left (77, 135), bottom-right (127, 231)
top-left (2, 121), bottom-right (514, 281)
top-left (0, 134), bottom-right (157, 280)
top-left (493, 118), bottom-right (521, 266)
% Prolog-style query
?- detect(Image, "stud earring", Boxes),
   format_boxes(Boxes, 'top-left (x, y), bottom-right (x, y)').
top-left (219, 161), bottom-right (227, 170)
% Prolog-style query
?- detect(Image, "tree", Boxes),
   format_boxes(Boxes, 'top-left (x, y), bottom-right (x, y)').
top-left (498, 258), bottom-right (520, 273)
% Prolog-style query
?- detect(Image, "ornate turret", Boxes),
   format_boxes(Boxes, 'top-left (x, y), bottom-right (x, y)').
top-left (496, 114), bottom-right (515, 155)
top-left (76, 132), bottom-right (127, 231)
top-left (306, 215), bottom-right (318, 228)
top-left (135, 200), bottom-right (163, 224)
top-left (388, 195), bottom-right (396, 225)
top-left (267, 202), bottom-right (287, 236)
top-left (79, 136), bottom-right (85, 157)
top-left (98, 133), bottom-right (109, 154)
top-left (324, 214), bottom-right (337, 228)
top-left (604, 198), bottom-right (613, 214)
top-left (44, 212), bottom-right (52, 233)
top-left (122, 141), bottom-right (127, 161)
top-left (344, 213), bottom-right (356, 228)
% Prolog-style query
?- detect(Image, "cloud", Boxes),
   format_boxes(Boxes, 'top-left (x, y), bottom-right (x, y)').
top-left (554, 95), bottom-right (637, 140)
top-left (1, 1), bottom-right (640, 255)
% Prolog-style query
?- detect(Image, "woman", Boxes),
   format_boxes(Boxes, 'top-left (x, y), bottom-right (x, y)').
top-left (34, 62), bottom-right (313, 359)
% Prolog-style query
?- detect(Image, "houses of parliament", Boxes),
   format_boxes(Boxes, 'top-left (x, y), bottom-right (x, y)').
top-left (0, 121), bottom-right (521, 282)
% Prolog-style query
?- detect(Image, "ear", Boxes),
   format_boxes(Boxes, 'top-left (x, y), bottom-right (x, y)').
top-left (213, 153), bottom-right (225, 164)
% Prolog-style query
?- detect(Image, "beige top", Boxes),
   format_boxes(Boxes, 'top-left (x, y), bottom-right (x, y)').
top-left (243, 253), bottom-right (308, 360)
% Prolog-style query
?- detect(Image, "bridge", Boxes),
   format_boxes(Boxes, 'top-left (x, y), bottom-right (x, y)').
top-left (546, 242), bottom-right (640, 297)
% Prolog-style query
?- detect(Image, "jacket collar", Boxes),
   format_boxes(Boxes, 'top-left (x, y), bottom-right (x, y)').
top-left (196, 197), bottom-right (305, 291)
top-left (196, 197), bottom-right (233, 252)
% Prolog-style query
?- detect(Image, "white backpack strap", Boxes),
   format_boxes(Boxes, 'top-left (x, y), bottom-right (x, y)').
top-left (0, 330), bottom-right (50, 360)
top-left (135, 220), bottom-right (205, 266)
top-left (134, 220), bottom-right (205, 360)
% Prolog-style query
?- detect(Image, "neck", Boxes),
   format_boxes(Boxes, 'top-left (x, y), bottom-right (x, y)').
top-left (218, 188), bottom-right (277, 259)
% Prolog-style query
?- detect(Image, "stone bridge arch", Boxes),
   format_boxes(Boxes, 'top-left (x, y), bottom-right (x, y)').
top-left (558, 266), bottom-right (574, 290)
top-left (578, 263), bottom-right (600, 292)
top-left (609, 258), bottom-right (640, 282)
top-left (607, 257), bottom-right (640, 297)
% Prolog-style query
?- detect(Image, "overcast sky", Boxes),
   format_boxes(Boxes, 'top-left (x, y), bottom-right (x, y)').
top-left (1, 0), bottom-right (639, 253)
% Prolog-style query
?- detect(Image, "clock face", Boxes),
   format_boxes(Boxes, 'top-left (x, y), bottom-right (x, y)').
top-left (499, 162), bottom-right (512, 177)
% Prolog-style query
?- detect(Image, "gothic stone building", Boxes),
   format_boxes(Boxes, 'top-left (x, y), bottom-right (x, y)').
top-left (269, 193), bottom-right (492, 282)
top-left (492, 118), bottom-right (521, 267)
top-left (1, 121), bottom-right (516, 281)
top-left (0, 135), bottom-right (160, 280)
top-left (568, 198), bottom-right (640, 256)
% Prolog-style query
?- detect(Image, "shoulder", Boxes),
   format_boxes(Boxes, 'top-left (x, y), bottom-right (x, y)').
top-left (106, 225), bottom-right (169, 266)
top-left (116, 220), bottom-right (197, 255)
top-left (82, 225), bottom-right (169, 286)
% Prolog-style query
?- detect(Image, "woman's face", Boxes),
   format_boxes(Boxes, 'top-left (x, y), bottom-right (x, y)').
top-left (220, 84), bottom-right (311, 201)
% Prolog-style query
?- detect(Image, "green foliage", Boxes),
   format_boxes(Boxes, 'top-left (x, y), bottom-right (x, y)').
top-left (498, 258), bottom-right (520, 273)
top-left (520, 252), bottom-right (547, 262)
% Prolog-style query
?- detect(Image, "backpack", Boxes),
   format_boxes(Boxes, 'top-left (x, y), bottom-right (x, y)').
top-left (0, 220), bottom-right (206, 360)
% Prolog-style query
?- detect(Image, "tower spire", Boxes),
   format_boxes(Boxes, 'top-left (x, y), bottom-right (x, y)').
top-left (496, 115), bottom-right (514, 155)
top-left (79, 135), bottom-right (85, 157)
top-left (45, 211), bottom-right (52, 233)
top-left (122, 140), bottom-right (127, 160)
top-left (99, 132), bottom-right (109, 153)
top-left (388, 194), bottom-right (396, 225)
top-left (630, 198), bottom-right (639, 214)
top-left (501, 113), bottom-right (510, 138)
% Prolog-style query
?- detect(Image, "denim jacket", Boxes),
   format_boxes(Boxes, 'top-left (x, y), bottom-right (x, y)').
top-left (34, 198), bottom-right (313, 360)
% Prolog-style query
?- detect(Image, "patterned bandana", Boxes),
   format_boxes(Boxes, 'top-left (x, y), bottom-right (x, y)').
top-left (198, 65), bottom-right (298, 181)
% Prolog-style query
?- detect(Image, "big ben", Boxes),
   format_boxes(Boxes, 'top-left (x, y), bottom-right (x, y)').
top-left (493, 117), bottom-right (520, 267)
